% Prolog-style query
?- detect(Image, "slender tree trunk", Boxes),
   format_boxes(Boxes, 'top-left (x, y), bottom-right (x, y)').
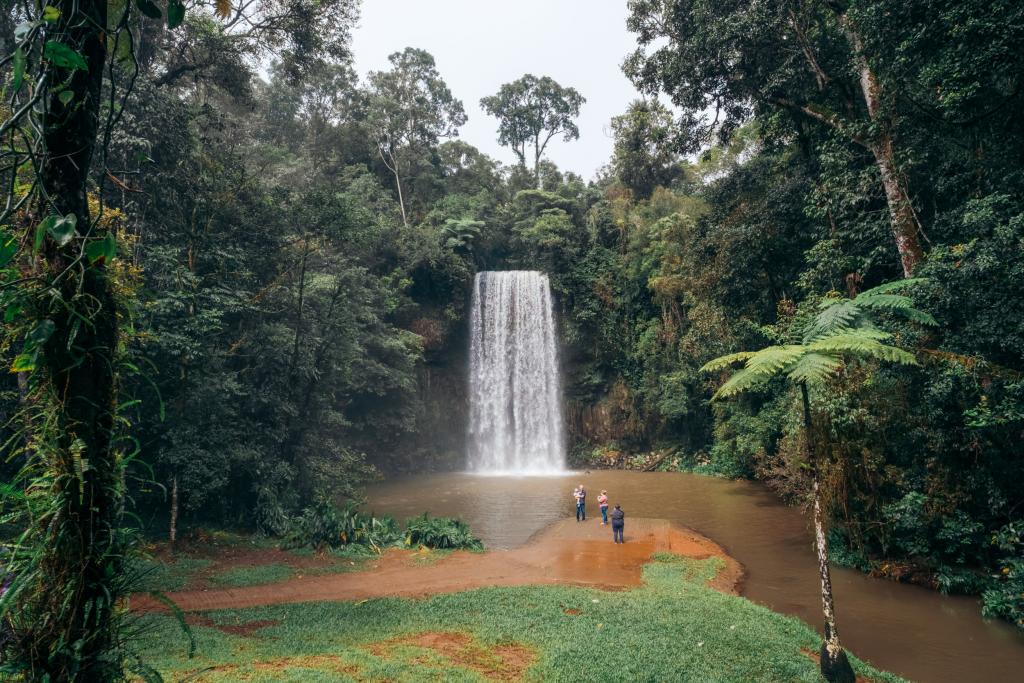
top-left (290, 237), bottom-right (309, 375)
top-left (377, 144), bottom-right (410, 227)
top-left (842, 16), bottom-right (923, 277)
top-left (533, 132), bottom-right (545, 189)
top-left (801, 384), bottom-right (855, 683)
top-left (392, 169), bottom-right (409, 227)
top-left (169, 475), bottom-right (179, 549)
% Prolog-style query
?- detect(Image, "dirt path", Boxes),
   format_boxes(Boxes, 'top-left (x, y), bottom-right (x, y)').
top-left (132, 518), bottom-right (743, 613)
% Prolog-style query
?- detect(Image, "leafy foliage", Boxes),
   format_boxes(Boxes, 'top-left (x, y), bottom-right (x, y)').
top-left (281, 501), bottom-right (483, 553)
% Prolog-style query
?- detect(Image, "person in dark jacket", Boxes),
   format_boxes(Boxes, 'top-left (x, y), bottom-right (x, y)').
top-left (610, 504), bottom-right (625, 543)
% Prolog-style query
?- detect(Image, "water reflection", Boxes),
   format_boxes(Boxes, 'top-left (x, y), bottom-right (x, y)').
top-left (366, 470), bottom-right (1024, 683)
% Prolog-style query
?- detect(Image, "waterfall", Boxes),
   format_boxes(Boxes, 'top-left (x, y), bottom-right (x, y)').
top-left (467, 271), bottom-right (566, 474)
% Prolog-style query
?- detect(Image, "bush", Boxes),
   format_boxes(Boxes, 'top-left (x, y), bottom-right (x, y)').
top-left (403, 514), bottom-right (484, 551)
top-left (981, 522), bottom-right (1024, 630)
top-left (282, 501), bottom-right (483, 553)
top-left (283, 500), bottom-right (401, 552)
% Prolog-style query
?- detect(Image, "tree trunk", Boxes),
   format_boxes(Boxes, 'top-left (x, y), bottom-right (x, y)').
top-left (801, 384), bottom-right (855, 683)
top-left (843, 16), bottom-right (923, 277)
top-left (393, 168), bottom-right (410, 227)
top-left (22, 1), bottom-right (124, 679)
top-left (170, 475), bottom-right (179, 549)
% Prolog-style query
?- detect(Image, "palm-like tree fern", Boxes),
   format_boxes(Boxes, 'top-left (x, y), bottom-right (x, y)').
top-left (700, 278), bottom-right (936, 683)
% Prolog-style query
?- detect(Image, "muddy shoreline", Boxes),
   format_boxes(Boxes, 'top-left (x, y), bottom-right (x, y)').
top-left (132, 517), bottom-right (742, 613)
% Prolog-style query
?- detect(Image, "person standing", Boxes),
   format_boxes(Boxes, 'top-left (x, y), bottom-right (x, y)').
top-left (575, 484), bottom-right (586, 522)
top-left (611, 504), bottom-right (625, 543)
top-left (598, 490), bottom-right (609, 525)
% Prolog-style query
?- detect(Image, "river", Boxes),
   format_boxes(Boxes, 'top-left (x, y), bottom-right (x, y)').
top-left (366, 470), bottom-right (1024, 683)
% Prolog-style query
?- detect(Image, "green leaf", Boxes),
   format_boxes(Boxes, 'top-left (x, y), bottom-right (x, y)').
top-left (10, 352), bottom-right (37, 373)
top-left (12, 47), bottom-right (25, 93)
top-left (167, 0), bottom-right (185, 28)
top-left (787, 352), bottom-right (843, 386)
top-left (27, 319), bottom-right (55, 347)
top-left (699, 351), bottom-right (756, 374)
top-left (4, 304), bottom-right (21, 323)
top-left (46, 213), bottom-right (77, 246)
top-left (35, 215), bottom-right (57, 253)
top-left (42, 5), bottom-right (61, 22)
top-left (135, 0), bottom-right (162, 19)
top-left (85, 233), bottom-right (117, 265)
top-left (0, 232), bottom-right (17, 268)
top-left (44, 41), bottom-right (89, 71)
top-left (58, 89), bottom-right (74, 106)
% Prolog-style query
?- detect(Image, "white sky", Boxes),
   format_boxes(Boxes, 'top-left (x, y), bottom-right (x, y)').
top-left (351, 0), bottom-right (643, 180)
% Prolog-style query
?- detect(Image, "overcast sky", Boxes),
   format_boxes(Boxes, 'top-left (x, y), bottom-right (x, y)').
top-left (351, 0), bottom-right (643, 180)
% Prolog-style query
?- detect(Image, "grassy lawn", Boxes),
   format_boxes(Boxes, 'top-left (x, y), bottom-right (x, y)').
top-left (133, 554), bottom-right (905, 682)
top-left (208, 563), bottom-right (297, 588)
top-left (132, 557), bottom-right (214, 592)
top-left (132, 532), bottom-right (375, 593)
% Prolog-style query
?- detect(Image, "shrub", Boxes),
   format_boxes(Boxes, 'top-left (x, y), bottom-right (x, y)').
top-left (403, 514), bottom-right (484, 550)
top-left (981, 522), bottom-right (1024, 630)
top-left (282, 502), bottom-right (483, 553)
top-left (283, 500), bottom-right (401, 552)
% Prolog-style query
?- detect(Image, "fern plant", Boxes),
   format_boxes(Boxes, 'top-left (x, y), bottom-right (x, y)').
top-left (700, 278), bottom-right (936, 683)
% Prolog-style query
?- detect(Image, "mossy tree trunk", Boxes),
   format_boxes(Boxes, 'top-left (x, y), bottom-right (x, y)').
top-left (27, 0), bottom-right (124, 679)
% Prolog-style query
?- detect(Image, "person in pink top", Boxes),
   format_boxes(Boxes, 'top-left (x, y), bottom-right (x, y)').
top-left (598, 490), bottom-right (609, 525)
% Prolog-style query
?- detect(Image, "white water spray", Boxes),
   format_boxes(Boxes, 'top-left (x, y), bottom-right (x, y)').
top-left (467, 271), bottom-right (566, 474)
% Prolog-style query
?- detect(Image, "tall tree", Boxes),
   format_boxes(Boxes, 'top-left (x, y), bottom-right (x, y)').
top-left (366, 48), bottom-right (467, 227)
top-left (0, 0), bottom-right (164, 677)
top-left (480, 74), bottom-right (585, 185)
top-left (701, 281), bottom-right (935, 682)
top-left (610, 99), bottom-right (680, 199)
top-left (624, 0), bottom-right (925, 276)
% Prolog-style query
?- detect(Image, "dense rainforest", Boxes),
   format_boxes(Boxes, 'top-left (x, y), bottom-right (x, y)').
top-left (0, 0), bottom-right (1022, 678)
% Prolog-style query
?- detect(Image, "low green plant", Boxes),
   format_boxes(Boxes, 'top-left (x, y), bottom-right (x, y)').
top-left (282, 500), bottom-right (401, 552)
top-left (282, 501), bottom-right (483, 553)
top-left (981, 521), bottom-right (1024, 629)
top-left (403, 514), bottom-right (483, 551)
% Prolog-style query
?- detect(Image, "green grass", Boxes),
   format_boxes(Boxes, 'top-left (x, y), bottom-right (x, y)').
top-left (131, 557), bottom-right (214, 592)
top-left (209, 563), bottom-right (296, 588)
top-left (133, 554), bottom-right (906, 682)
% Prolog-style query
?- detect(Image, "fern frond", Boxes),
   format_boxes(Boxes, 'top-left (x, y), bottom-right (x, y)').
top-left (708, 345), bottom-right (804, 399)
top-left (900, 307), bottom-right (938, 326)
top-left (855, 277), bottom-right (929, 297)
top-left (699, 351), bottom-right (756, 373)
top-left (786, 352), bottom-right (842, 385)
top-left (856, 292), bottom-right (938, 327)
top-left (805, 300), bottom-right (859, 341)
top-left (853, 293), bottom-right (914, 311)
top-left (741, 344), bottom-right (805, 375)
top-left (806, 332), bottom-right (917, 365)
top-left (712, 366), bottom-right (770, 399)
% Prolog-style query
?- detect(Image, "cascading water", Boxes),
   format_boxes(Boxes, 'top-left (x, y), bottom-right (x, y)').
top-left (467, 271), bottom-right (566, 474)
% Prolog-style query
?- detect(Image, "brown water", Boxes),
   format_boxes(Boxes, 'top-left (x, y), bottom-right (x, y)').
top-left (366, 470), bottom-right (1024, 683)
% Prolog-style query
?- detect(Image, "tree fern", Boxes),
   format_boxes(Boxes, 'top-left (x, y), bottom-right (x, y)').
top-left (699, 350), bottom-right (756, 372)
top-left (787, 352), bottom-right (843, 385)
top-left (705, 278), bottom-right (933, 398)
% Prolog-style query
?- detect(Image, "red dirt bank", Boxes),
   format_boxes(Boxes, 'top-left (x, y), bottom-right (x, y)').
top-left (133, 517), bottom-right (743, 613)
